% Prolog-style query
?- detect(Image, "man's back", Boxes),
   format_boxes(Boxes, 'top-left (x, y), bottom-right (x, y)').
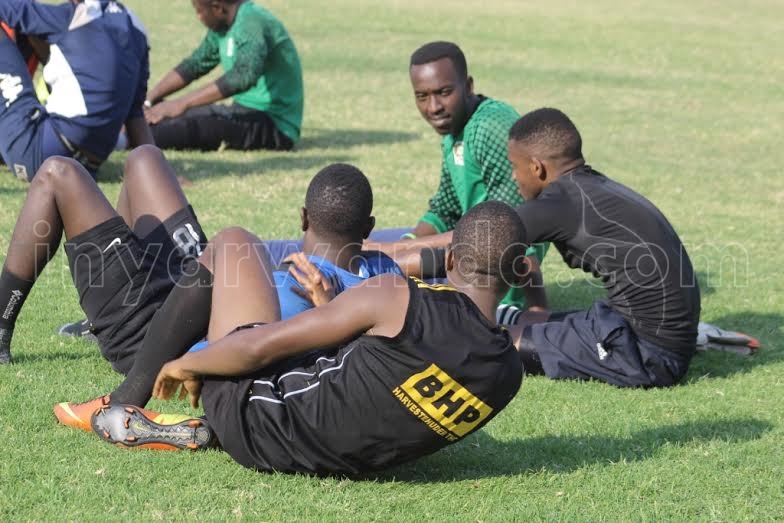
top-left (203, 277), bottom-right (522, 475)
top-left (517, 166), bottom-right (701, 351)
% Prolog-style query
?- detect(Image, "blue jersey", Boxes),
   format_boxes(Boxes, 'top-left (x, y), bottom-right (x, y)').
top-left (0, 0), bottom-right (149, 159)
top-left (188, 250), bottom-right (402, 352)
top-left (274, 251), bottom-right (403, 319)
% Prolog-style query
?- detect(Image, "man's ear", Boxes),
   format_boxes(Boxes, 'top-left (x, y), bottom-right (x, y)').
top-left (362, 216), bottom-right (376, 240)
top-left (445, 247), bottom-right (455, 272)
top-left (531, 157), bottom-right (546, 181)
top-left (465, 75), bottom-right (474, 95)
top-left (300, 207), bottom-right (308, 232)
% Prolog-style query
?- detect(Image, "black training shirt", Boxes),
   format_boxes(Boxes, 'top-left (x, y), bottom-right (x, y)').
top-left (515, 165), bottom-right (700, 351)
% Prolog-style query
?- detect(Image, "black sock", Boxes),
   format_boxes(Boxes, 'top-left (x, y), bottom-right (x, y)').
top-left (518, 326), bottom-right (545, 375)
top-left (0, 268), bottom-right (34, 330)
top-left (111, 261), bottom-right (213, 406)
top-left (0, 269), bottom-right (34, 362)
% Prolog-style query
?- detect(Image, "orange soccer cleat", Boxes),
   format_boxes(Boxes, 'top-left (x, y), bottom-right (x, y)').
top-left (53, 395), bottom-right (162, 432)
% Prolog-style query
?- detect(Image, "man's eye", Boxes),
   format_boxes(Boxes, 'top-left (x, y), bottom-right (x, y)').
top-left (439, 89), bottom-right (453, 96)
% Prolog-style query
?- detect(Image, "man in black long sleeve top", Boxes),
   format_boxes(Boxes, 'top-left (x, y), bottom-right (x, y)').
top-left (506, 108), bottom-right (700, 387)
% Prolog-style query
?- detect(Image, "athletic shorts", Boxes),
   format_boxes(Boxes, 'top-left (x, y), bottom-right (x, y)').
top-left (64, 206), bottom-right (207, 374)
top-left (201, 323), bottom-right (333, 471)
top-left (522, 300), bottom-right (693, 388)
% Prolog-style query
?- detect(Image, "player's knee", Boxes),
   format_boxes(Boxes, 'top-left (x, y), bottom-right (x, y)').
top-left (32, 156), bottom-right (85, 190)
top-left (123, 144), bottom-right (165, 179)
top-left (210, 226), bottom-right (258, 247)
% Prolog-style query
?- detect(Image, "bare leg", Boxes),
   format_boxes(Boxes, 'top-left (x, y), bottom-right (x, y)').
top-left (120, 145), bottom-right (190, 238)
top-left (0, 157), bottom-right (118, 362)
top-left (4, 157), bottom-right (117, 281)
top-left (110, 227), bottom-right (279, 406)
top-left (204, 227), bottom-right (281, 342)
top-left (115, 182), bottom-right (131, 226)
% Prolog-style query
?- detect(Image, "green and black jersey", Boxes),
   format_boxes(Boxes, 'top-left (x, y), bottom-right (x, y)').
top-left (420, 96), bottom-right (548, 307)
top-left (176, 1), bottom-right (303, 142)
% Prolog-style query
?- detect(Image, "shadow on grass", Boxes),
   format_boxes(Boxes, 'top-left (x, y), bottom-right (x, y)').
top-left (377, 418), bottom-right (772, 482)
top-left (298, 128), bottom-right (420, 150)
top-left (10, 350), bottom-right (94, 364)
top-left (96, 153), bottom-right (355, 184)
top-left (686, 311), bottom-right (783, 381)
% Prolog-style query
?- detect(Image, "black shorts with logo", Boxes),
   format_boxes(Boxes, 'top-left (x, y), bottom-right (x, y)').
top-left (64, 206), bottom-right (207, 374)
top-left (522, 300), bottom-right (693, 388)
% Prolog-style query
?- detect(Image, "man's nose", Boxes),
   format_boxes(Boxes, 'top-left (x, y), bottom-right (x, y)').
top-left (428, 96), bottom-right (443, 114)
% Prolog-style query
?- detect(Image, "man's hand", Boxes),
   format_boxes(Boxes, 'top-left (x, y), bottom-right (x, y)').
top-left (153, 360), bottom-right (202, 408)
top-left (284, 252), bottom-right (336, 307)
top-left (145, 99), bottom-right (187, 125)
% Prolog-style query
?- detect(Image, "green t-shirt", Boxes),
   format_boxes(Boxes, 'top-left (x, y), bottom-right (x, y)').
top-left (178, 1), bottom-right (304, 141)
top-left (419, 97), bottom-right (548, 308)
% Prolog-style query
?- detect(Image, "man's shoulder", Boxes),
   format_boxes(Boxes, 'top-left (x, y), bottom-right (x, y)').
top-left (469, 97), bottom-right (520, 127)
top-left (463, 97), bottom-right (520, 147)
top-left (235, 1), bottom-right (286, 32)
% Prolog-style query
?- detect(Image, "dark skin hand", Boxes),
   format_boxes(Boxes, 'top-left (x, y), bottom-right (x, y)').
top-left (284, 252), bottom-right (337, 307)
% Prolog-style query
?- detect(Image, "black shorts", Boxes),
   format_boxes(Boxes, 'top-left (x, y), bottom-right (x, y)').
top-left (200, 323), bottom-right (333, 472)
top-left (522, 300), bottom-right (692, 387)
top-left (64, 206), bottom-right (207, 374)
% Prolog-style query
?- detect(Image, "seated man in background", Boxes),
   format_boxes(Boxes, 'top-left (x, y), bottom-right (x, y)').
top-left (90, 202), bottom-right (524, 477)
top-left (143, 0), bottom-right (303, 152)
top-left (506, 108), bottom-right (701, 387)
top-left (0, 0), bottom-right (153, 181)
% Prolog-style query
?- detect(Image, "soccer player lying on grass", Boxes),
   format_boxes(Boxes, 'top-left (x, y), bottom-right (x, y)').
top-left (0, 146), bottom-right (399, 382)
top-left (89, 201), bottom-right (524, 477)
top-left (0, 146), bottom-right (207, 368)
top-left (394, 108), bottom-right (704, 388)
top-left (20, 154), bottom-right (398, 429)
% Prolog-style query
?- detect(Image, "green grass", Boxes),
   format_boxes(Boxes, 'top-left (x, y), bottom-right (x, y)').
top-left (1, 0), bottom-right (783, 520)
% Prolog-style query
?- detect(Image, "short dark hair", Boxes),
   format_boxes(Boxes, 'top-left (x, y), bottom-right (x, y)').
top-left (410, 41), bottom-right (468, 80)
top-left (305, 163), bottom-right (373, 240)
top-left (508, 108), bottom-right (583, 162)
top-left (451, 201), bottom-right (527, 285)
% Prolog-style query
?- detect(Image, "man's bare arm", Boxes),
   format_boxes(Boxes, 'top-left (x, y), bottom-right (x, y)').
top-left (154, 274), bottom-right (409, 389)
top-left (145, 82), bottom-right (224, 125)
top-left (146, 69), bottom-right (188, 105)
top-left (520, 255), bottom-right (549, 311)
top-left (366, 231), bottom-right (453, 278)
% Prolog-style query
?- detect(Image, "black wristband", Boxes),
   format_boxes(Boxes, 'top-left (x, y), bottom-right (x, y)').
top-left (420, 247), bottom-right (447, 279)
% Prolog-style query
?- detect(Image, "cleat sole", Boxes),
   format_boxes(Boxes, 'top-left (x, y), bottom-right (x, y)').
top-left (91, 404), bottom-right (215, 451)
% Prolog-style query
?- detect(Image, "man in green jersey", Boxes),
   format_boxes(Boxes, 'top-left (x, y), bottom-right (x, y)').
top-left (143, 0), bottom-right (303, 151)
top-left (371, 41), bottom-right (548, 319)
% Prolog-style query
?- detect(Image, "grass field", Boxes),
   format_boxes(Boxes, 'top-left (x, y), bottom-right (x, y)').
top-left (1, 0), bottom-right (783, 520)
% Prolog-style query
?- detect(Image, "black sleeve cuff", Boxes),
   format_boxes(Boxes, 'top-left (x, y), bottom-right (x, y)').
top-left (420, 247), bottom-right (447, 279)
top-left (174, 62), bottom-right (197, 84)
top-left (215, 75), bottom-right (239, 98)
